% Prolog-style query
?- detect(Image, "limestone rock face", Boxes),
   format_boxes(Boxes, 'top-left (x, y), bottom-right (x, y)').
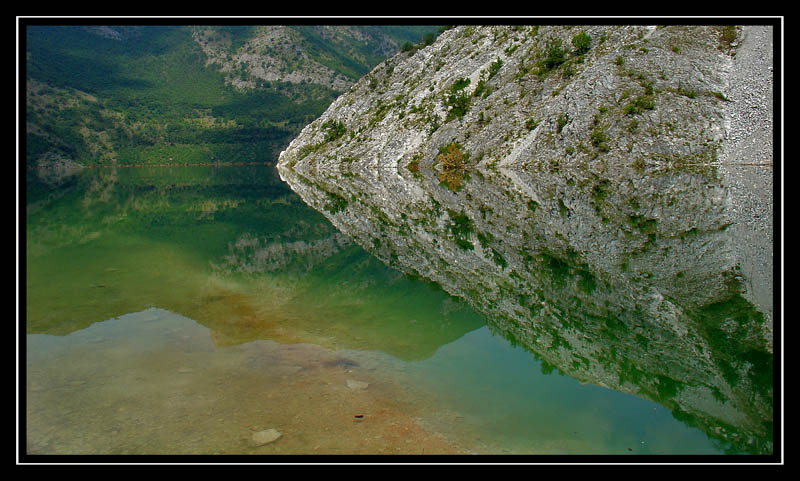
top-left (279, 25), bottom-right (735, 174)
top-left (191, 25), bottom-right (410, 92)
top-left (278, 25), bottom-right (773, 454)
top-left (193, 26), bottom-right (353, 91)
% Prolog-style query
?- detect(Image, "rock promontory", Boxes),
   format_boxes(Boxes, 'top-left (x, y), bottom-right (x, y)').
top-left (277, 25), bottom-right (774, 454)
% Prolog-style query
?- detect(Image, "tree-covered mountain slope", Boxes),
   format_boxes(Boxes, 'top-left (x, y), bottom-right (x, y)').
top-left (24, 24), bottom-right (443, 190)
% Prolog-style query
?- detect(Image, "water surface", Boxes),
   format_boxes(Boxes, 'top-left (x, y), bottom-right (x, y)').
top-left (24, 164), bottom-right (773, 456)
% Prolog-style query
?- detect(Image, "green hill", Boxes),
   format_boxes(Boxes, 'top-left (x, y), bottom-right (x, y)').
top-left (24, 24), bottom-right (444, 194)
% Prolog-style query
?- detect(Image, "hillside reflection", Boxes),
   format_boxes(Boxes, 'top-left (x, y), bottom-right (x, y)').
top-left (279, 154), bottom-right (774, 455)
top-left (25, 164), bottom-right (485, 361)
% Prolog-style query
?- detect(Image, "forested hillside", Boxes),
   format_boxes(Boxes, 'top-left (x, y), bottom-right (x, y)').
top-left (24, 24), bottom-right (443, 197)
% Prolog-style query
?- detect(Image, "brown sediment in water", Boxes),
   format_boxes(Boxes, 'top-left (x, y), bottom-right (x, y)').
top-left (195, 287), bottom-right (360, 351)
top-left (25, 316), bottom-right (469, 455)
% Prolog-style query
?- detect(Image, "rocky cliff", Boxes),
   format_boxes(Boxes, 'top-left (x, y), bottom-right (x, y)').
top-left (191, 25), bottom-right (403, 92)
top-left (277, 24), bottom-right (775, 454)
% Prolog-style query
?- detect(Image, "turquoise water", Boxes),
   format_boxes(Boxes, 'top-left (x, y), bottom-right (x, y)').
top-left (23, 164), bottom-right (770, 456)
top-left (408, 327), bottom-right (723, 455)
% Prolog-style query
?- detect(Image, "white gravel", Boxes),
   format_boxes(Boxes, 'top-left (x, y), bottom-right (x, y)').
top-left (718, 25), bottom-right (775, 350)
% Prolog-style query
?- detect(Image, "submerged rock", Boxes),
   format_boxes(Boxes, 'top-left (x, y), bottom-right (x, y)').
top-left (252, 428), bottom-right (282, 446)
top-left (346, 379), bottom-right (369, 390)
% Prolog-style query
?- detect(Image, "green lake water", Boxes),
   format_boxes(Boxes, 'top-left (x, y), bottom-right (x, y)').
top-left (23, 164), bottom-right (772, 457)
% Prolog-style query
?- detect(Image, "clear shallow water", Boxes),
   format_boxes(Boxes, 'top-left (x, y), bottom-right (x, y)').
top-left (23, 165), bottom-right (770, 456)
top-left (407, 327), bottom-right (723, 454)
top-left (25, 308), bottom-right (719, 455)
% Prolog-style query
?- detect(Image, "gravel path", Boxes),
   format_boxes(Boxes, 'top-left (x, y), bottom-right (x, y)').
top-left (718, 25), bottom-right (775, 349)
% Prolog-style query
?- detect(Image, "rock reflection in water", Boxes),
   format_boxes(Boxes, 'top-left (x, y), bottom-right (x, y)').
top-left (279, 154), bottom-right (773, 454)
top-left (25, 165), bottom-right (486, 361)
